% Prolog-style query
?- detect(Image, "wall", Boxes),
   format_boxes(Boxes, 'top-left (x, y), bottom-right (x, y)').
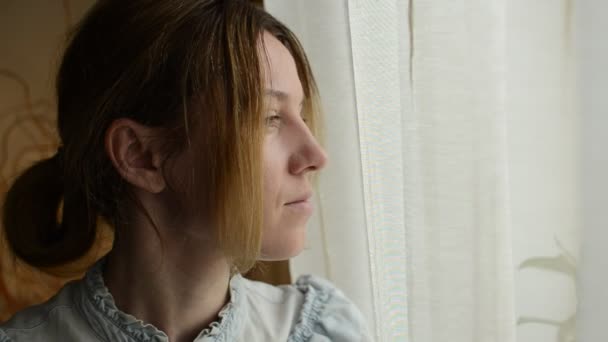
top-left (0, 0), bottom-right (104, 322)
top-left (576, 0), bottom-right (608, 340)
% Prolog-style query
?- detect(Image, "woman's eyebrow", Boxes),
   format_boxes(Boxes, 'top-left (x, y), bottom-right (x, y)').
top-left (265, 89), bottom-right (304, 107)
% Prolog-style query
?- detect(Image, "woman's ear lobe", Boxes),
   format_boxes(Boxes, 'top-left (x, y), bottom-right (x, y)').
top-left (105, 118), bottom-right (167, 194)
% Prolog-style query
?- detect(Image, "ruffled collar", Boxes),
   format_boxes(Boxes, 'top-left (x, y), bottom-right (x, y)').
top-left (79, 258), bottom-right (243, 342)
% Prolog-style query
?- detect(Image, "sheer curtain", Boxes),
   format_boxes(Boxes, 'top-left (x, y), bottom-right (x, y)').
top-left (266, 1), bottom-right (579, 342)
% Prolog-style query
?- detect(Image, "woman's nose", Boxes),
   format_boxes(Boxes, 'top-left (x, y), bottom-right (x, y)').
top-left (289, 125), bottom-right (328, 175)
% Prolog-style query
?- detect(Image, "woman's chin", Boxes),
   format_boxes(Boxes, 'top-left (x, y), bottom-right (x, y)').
top-left (258, 225), bottom-right (307, 261)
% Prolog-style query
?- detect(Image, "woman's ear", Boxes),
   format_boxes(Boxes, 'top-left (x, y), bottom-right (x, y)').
top-left (105, 118), bottom-right (166, 193)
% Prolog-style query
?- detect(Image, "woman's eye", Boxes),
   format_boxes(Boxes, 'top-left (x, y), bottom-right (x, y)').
top-left (265, 113), bottom-right (281, 126)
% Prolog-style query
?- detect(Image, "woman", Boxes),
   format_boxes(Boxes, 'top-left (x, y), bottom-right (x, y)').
top-left (0, 0), bottom-right (371, 341)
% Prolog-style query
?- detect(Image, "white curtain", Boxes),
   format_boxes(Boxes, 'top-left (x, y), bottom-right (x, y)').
top-left (265, 1), bottom-right (579, 342)
top-left (508, 2), bottom-right (579, 342)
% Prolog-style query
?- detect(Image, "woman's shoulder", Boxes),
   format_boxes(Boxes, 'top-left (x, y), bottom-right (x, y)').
top-left (289, 275), bottom-right (373, 341)
top-left (240, 274), bottom-right (373, 341)
top-left (0, 279), bottom-right (99, 342)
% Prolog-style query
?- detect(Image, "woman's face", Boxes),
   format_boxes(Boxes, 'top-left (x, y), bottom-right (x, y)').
top-left (259, 32), bottom-right (327, 260)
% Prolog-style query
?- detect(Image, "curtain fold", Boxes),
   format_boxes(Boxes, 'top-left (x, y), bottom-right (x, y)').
top-left (406, 1), bottom-right (516, 341)
top-left (263, 0), bottom-right (379, 336)
top-left (267, 1), bottom-right (580, 342)
top-left (347, 1), bottom-right (410, 340)
top-left (267, 0), bottom-right (516, 340)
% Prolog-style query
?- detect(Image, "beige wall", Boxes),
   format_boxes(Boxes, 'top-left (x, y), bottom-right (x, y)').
top-left (0, 0), bottom-right (102, 322)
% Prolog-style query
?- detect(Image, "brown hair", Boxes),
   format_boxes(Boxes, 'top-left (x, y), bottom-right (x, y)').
top-left (2, 0), bottom-right (321, 273)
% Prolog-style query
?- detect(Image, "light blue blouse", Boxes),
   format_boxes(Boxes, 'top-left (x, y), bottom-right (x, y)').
top-left (0, 259), bottom-right (372, 341)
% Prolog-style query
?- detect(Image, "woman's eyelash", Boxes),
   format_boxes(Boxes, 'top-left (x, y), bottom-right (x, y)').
top-left (265, 111), bottom-right (308, 126)
top-left (265, 113), bottom-right (282, 125)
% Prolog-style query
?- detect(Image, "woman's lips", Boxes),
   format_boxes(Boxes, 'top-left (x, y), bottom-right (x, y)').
top-left (285, 199), bottom-right (313, 215)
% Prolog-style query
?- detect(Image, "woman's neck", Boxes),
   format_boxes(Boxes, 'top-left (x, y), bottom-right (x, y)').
top-left (103, 222), bottom-right (231, 342)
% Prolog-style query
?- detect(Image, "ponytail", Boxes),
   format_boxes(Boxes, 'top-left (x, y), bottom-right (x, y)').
top-left (2, 150), bottom-right (97, 268)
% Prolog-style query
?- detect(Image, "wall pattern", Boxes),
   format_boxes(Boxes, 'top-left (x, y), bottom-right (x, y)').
top-left (0, 0), bottom-right (112, 322)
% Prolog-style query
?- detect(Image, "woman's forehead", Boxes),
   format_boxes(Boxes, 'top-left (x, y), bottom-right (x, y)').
top-left (260, 32), bottom-right (304, 104)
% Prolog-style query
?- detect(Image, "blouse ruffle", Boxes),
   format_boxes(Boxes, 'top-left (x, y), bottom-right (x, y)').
top-left (83, 259), bottom-right (241, 341)
top-left (288, 275), bottom-right (372, 342)
top-left (0, 260), bottom-right (371, 341)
